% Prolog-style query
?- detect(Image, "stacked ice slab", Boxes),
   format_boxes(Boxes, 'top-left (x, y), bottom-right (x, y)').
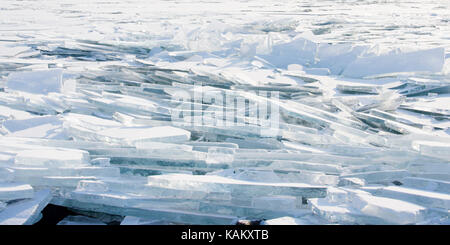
top-left (0, 168), bottom-right (51, 224)
top-left (1, 60), bottom-right (448, 224)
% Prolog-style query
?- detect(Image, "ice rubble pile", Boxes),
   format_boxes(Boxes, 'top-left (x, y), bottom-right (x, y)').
top-left (0, 42), bottom-right (449, 225)
top-left (0, 0), bottom-right (449, 224)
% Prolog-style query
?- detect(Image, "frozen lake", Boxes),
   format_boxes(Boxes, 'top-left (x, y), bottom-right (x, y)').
top-left (1, 0), bottom-right (450, 49)
top-left (0, 0), bottom-right (449, 225)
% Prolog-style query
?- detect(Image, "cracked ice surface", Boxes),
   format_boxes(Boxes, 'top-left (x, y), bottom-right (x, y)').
top-left (0, 0), bottom-right (449, 225)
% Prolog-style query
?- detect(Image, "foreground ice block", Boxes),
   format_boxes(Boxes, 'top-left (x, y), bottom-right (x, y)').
top-left (0, 189), bottom-right (51, 225)
top-left (67, 179), bottom-right (308, 221)
top-left (14, 148), bottom-right (90, 167)
top-left (3, 115), bottom-right (61, 133)
top-left (309, 198), bottom-right (384, 224)
top-left (6, 69), bottom-right (63, 95)
top-left (3, 116), bottom-right (66, 139)
top-left (350, 193), bottom-right (427, 225)
top-left (53, 195), bottom-right (238, 225)
top-left (311, 186), bottom-right (434, 224)
top-left (373, 186), bottom-right (450, 210)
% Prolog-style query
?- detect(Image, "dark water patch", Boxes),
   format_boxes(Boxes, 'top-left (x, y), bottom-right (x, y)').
top-left (34, 204), bottom-right (77, 225)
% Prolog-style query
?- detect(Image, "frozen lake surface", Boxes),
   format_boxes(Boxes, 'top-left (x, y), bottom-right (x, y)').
top-left (0, 0), bottom-right (449, 225)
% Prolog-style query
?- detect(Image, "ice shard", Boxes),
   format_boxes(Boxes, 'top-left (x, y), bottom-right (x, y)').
top-left (0, 190), bottom-right (52, 225)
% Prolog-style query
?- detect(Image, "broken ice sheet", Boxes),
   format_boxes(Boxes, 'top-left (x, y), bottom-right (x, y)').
top-left (350, 192), bottom-right (428, 225)
top-left (54, 191), bottom-right (238, 225)
top-left (3, 115), bottom-right (67, 139)
top-left (0, 190), bottom-right (51, 225)
top-left (147, 173), bottom-right (327, 198)
top-left (14, 148), bottom-right (90, 167)
top-left (310, 188), bottom-right (430, 225)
